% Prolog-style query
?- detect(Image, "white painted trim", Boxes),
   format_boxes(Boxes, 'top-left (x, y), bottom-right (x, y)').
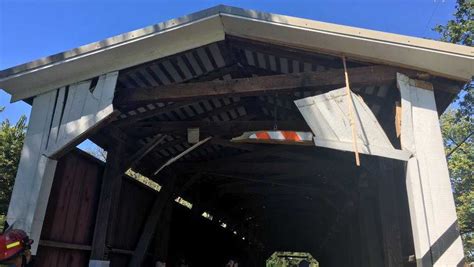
top-left (314, 139), bottom-right (410, 161)
top-left (45, 72), bottom-right (118, 158)
top-left (398, 73), bottom-right (464, 266)
top-left (6, 90), bottom-right (59, 254)
top-left (295, 87), bottom-right (410, 161)
top-left (6, 72), bottom-right (118, 254)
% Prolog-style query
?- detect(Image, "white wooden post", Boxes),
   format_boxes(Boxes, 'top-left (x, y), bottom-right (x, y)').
top-left (397, 73), bottom-right (465, 266)
top-left (6, 72), bottom-right (118, 254)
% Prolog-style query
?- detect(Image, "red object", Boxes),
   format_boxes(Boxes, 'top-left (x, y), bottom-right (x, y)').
top-left (0, 229), bottom-right (33, 262)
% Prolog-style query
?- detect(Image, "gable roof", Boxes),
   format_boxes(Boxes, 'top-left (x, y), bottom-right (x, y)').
top-left (1, 5), bottom-right (472, 102)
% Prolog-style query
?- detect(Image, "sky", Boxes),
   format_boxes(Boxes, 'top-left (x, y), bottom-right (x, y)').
top-left (0, 0), bottom-right (458, 123)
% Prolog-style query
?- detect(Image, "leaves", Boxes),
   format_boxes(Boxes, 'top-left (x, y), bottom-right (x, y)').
top-left (435, 0), bottom-right (474, 261)
top-left (0, 114), bottom-right (27, 217)
top-left (442, 111), bottom-right (474, 260)
top-left (434, 0), bottom-right (474, 46)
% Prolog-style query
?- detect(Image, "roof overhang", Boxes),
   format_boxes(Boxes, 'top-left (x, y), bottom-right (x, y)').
top-left (1, 5), bottom-right (472, 102)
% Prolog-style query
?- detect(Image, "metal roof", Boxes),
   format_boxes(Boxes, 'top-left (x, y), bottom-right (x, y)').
top-left (1, 5), bottom-right (472, 102)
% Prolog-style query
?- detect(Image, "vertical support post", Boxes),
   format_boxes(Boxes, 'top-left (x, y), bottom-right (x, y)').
top-left (90, 138), bottom-right (127, 265)
top-left (6, 90), bottom-right (59, 254)
top-left (397, 73), bottom-right (465, 266)
top-left (377, 159), bottom-right (404, 266)
top-left (153, 203), bottom-right (173, 266)
top-left (129, 177), bottom-right (177, 267)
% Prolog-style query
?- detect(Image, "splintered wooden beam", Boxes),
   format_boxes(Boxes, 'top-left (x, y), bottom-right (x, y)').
top-left (116, 66), bottom-right (415, 106)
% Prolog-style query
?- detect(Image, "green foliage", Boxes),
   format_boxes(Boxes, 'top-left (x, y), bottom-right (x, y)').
top-left (0, 112), bottom-right (27, 224)
top-left (441, 110), bottom-right (474, 261)
top-left (434, 0), bottom-right (474, 46)
top-left (266, 252), bottom-right (319, 267)
top-left (435, 0), bottom-right (474, 261)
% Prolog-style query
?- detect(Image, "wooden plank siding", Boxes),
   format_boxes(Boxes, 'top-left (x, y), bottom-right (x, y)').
top-left (34, 149), bottom-right (161, 267)
top-left (36, 150), bottom-right (103, 267)
top-left (108, 178), bottom-right (157, 266)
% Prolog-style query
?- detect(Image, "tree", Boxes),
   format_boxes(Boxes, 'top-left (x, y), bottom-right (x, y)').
top-left (435, 0), bottom-right (474, 261)
top-left (441, 111), bottom-right (474, 261)
top-left (0, 109), bottom-right (27, 231)
top-left (434, 0), bottom-right (473, 46)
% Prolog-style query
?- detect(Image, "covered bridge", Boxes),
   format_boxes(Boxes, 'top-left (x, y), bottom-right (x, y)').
top-left (0, 5), bottom-right (472, 267)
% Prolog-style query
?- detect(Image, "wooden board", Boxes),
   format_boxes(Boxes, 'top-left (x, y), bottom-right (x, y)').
top-left (295, 87), bottom-right (410, 161)
top-left (116, 66), bottom-right (407, 106)
top-left (35, 150), bottom-right (103, 267)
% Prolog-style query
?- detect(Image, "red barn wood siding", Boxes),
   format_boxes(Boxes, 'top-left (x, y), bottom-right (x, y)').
top-left (109, 178), bottom-right (157, 266)
top-left (36, 150), bottom-right (104, 267)
top-left (34, 149), bottom-right (160, 267)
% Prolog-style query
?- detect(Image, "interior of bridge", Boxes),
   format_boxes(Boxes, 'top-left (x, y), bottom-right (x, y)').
top-left (85, 36), bottom-right (458, 266)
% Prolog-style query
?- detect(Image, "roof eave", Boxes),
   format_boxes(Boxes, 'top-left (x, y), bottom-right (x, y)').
top-left (1, 5), bottom-right (472, 102)
top-left (1, 12), bottom-right (226, 102)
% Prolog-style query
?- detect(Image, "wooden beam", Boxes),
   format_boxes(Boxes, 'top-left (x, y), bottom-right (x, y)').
top-left (91, 131), bottom-right (165, 261)
top-left (153, 200), bottom-right (173, 265)
top-left (90, 138), bottom-right (127, 260)
top-left (199, 143), bottom-right (315, 164)
top-left (116, 66), bottom-right (414, 106)
top-left (128, 176), bottom-right (177, 267)
top-left (210, 137), bottom-right (257, 151)
top-left (129, 173), bottom-right (201, 267)
top-left (114, 101), bottom-right (195, 127)
top-left (125, 134), bottom-right (166, 170)
top-left (377, 159), bottom-right (404, 267)
top-left (39, 240), bottom-right (92, 251)
top-left (129, 120), bottom-right (310, 137)
top-left (228, 35), bottom-right (351, 70)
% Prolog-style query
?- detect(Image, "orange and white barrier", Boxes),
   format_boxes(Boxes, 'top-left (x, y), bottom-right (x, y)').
top-left (231, 131), bottom-right (313, 145)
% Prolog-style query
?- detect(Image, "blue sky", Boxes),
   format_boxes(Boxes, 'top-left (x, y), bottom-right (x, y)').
top-left (0, 0), bottom-right (457, 123)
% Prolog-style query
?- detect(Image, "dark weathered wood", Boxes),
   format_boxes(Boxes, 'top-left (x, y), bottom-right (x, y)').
top-left (116, 66), bottom-right (415, 106)
top-left (90, 138), bottom-right (127, 260)
top-left (197, 144), bottom-right (315, 166)
top-left (125, 134), bottom-right (166, 170)
top-left (129, 120), bottom-right (310, 137)
top-left (153, 203), bottom-right (173, 264)
top-left (114, 101), bottom-right (195, 127)
top-left (39, 240), bottom-right (92, 251)
top-left (210, 137), bottom-right (257, 151)
top-left (228, 35), bottom-right (351, 70)
top-left (128, 178), bottom-right (176, 267)
top-left (377, 159), bottom-right (404, 267)
top-left (129, 173), bottom-right (201, 267)
top-left (90, 132), bottom-right (164, 261)
top-left (256, 97), bottom-right (303, 119)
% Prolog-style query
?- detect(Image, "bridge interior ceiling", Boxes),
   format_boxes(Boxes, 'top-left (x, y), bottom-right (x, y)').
top-left (88, 36), bottom-right (455, 263)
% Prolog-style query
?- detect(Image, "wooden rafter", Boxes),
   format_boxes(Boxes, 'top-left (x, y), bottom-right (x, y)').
top-left (116, 66), bottom-right (419, 106)
top-left (128, 120), bottom-right (310, 137)
top-left (114, 101), bottom-right (195, 127)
